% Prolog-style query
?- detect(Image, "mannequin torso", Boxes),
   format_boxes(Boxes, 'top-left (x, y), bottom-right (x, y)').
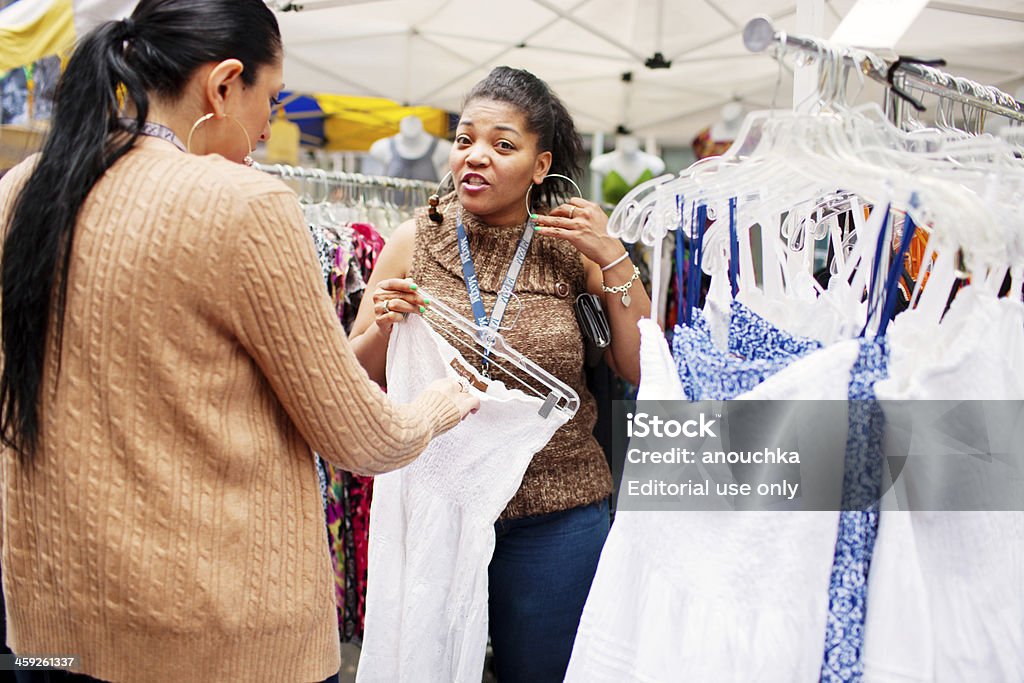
top-left (693, 103), bottom-right (744, 161)
top-left (368, 115), bottom-right (450, 181)
top-left (590, 135), bottom-right (665, 205)
top-left (709, 101), bottom-right (743, 144)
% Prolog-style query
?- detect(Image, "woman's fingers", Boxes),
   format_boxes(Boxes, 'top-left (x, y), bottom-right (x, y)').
top-left (376, 277), bottom-right (420, 295)
top-left (533, 202), bottom-right (591, 238)
top-left (376, 278), bottom-right (430, 307)
top-left (372, 278), bottom-right (430, 329)
top-left (376, 295), bottom-right (427, 316)
top-left (537, 197), bottom-right (609, 238)
top-left (533, 198), bottom-right (620, 264)
top-left (544, 197), bottom-right (590, 222)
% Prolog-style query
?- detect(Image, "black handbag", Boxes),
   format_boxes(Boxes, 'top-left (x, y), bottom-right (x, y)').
top-left (574, 292), bottom-right (611, 367)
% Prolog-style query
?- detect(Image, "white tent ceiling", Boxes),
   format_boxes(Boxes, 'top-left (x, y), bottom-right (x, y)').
top-left (275, 0), bottom-right (1024, 145)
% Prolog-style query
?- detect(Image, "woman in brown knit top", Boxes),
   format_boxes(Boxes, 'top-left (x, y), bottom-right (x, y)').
top-left (0, 2), bottom-right (477, 682)
top-left (349, 66), bottom-right (649, 681)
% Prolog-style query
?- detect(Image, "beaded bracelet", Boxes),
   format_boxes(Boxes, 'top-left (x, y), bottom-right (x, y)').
top-left (602, 265), bottom-right (641, 307)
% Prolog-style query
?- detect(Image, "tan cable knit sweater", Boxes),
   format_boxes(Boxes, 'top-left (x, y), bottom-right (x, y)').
top-left (0, 139), bottom-right (461, 683)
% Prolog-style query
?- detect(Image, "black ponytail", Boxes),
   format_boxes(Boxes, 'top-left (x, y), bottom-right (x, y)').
top-left (0, 0), bottom-right (281, 461)
top-left (464, 66), bottom-right (584, 211)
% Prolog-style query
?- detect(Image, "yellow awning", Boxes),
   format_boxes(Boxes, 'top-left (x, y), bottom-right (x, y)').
top-left (316, 94), bottom-right (448, 151)
top-left (0, 0), bottom-right (75, 73)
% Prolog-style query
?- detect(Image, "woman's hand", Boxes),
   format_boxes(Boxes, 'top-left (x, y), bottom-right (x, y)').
top-left (531, 197), bottom-right (627, 268)
top-left (427, 377), bottom-right (481, 420)
top-left (371, 278), bottom-right (430, 336)
top-left (533, 197), bottom-right (646, 385)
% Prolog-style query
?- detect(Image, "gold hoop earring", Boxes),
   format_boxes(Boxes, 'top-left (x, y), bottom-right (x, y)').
top-left (186, 112), bottom-right (254, 166)
top-left (427, 170), bottom-right (454, 224)
top-left (524, 173), bottom-right (582, 215)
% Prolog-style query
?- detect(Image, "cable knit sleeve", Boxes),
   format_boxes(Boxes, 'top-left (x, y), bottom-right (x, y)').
top-left (227, 187), bottom-right (460, 476)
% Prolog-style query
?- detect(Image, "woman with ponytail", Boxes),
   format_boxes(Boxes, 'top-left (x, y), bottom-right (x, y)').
top-left (0, 1), bottom-right (476, 681)
top-left (349, 66), bottom-right (648, 681)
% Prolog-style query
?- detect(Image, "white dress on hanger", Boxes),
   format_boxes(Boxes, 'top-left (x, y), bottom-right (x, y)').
top-left (569, 322), bottom-right (849, 682)
top-left (873, 286), bottom-right (1024, 682)
top-left (357, 315), bottom-right (569, 683)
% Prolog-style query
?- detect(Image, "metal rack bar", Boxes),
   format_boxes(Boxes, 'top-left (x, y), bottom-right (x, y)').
top-left (742, 15), bottom-right (1024, 124)
top-left (896, 64), bottom-right (1024, 122)
top-left (254, 162), bottom-right (438, 192)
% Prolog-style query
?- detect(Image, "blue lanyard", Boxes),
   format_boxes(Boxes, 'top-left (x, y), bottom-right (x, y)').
top-left (455, 208), bottom-right (535, 375)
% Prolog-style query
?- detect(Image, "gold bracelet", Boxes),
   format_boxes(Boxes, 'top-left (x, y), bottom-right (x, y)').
top-left (602, 265), bottom-right (640, 307)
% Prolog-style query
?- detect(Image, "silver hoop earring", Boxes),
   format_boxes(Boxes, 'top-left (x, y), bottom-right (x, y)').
top-left (524, 173), bottom-right (583, 215)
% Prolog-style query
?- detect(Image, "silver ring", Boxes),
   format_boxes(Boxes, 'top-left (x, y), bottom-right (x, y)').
top-left (382, 299), bottom-right (391, 314)
top-left (457, 377), bottom-right (470, 393)
top-left (568, 205), bottom-right (576, 219)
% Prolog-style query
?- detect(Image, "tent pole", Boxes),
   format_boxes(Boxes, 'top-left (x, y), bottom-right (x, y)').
top-left (667, 5), bottom-right (798, 62)
top-left (928, 1), bottom-right (1024, 23)
top-left (590, 131), bottom-right (604, 202)
top-left (403, 29), bottom-right (413, 105)
top-left (793, 0), bottom-right (824, 113)
top-left (412, 4), bottom-right (586, 103)
top-left (702, 0), bottom-right (740, 29)
top-left (531, 0), bottom-right (647, 61)
top-left (644, 135), bottom-right (658, 157)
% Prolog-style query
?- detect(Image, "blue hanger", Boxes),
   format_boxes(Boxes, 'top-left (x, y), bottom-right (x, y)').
top-left (674, 195), bottom-right (687, 325)
top-left (728, 196), bottom-right (740, 297)
top-left (686, 204), bottom-right (708, 326)
top-left (876, 199), bottom-right (919, 338)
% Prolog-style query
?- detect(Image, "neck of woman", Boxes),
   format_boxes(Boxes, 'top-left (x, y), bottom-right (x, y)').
top-left (461, 202), bottom-right (530, 229)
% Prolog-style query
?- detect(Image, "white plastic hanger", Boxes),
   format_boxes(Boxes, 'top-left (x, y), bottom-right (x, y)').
top-left (416, 288), bottom-right (580, 420)
top-left (610, 27), bottom-right (1024, 346)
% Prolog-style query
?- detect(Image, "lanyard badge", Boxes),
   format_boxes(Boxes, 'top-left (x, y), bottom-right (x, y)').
top-left (455, 208), bottom-right (534, 378)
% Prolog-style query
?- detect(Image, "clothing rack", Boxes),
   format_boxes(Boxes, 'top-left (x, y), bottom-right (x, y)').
top-left (256, 162), bottom-right (434, 236)
top-left (742, 15), bottom-right (1024, 126)
top-left (254, 162), bottom-right (437, 194)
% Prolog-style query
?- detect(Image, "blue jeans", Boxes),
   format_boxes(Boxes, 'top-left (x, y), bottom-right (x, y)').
top-left (488, 499), bottom-right (610, 683)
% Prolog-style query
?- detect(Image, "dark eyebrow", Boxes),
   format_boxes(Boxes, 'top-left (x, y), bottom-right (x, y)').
top-left (456, 120), bottom-right (522, 137)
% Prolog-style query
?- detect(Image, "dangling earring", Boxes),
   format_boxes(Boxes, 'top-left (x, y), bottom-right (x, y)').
top-left (187, 112), bottom-right (254, 166)
top-left (428, 170), bottom-right (454, 224)
top-left (524, 173), bottom-right (583, 216)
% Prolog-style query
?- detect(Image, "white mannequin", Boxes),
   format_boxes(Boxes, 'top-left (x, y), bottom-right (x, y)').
top-left (590, 134), bottom-right (665, 205)
top-left (589, 134), bottom-right (665, 187)
top-left (367, 115), bottom-right (449, 181)
top-left (710, 102), bottom-right (744, 142)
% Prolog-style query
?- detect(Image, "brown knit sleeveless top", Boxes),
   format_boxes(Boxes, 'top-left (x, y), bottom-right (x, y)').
top-left (410, 194), bottom-right (612, 519)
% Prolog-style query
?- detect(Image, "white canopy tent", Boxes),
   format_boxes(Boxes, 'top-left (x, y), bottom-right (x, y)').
top-left (27, 0), bottom-right (1022, 146)
top-left (271, 0), bottom-right (1024, 145)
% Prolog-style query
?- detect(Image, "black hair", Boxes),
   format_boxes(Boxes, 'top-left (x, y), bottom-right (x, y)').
top-left (0, 0), bottom-right (281, 461)
top-left (463, 66), bottom-right (584, 211)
